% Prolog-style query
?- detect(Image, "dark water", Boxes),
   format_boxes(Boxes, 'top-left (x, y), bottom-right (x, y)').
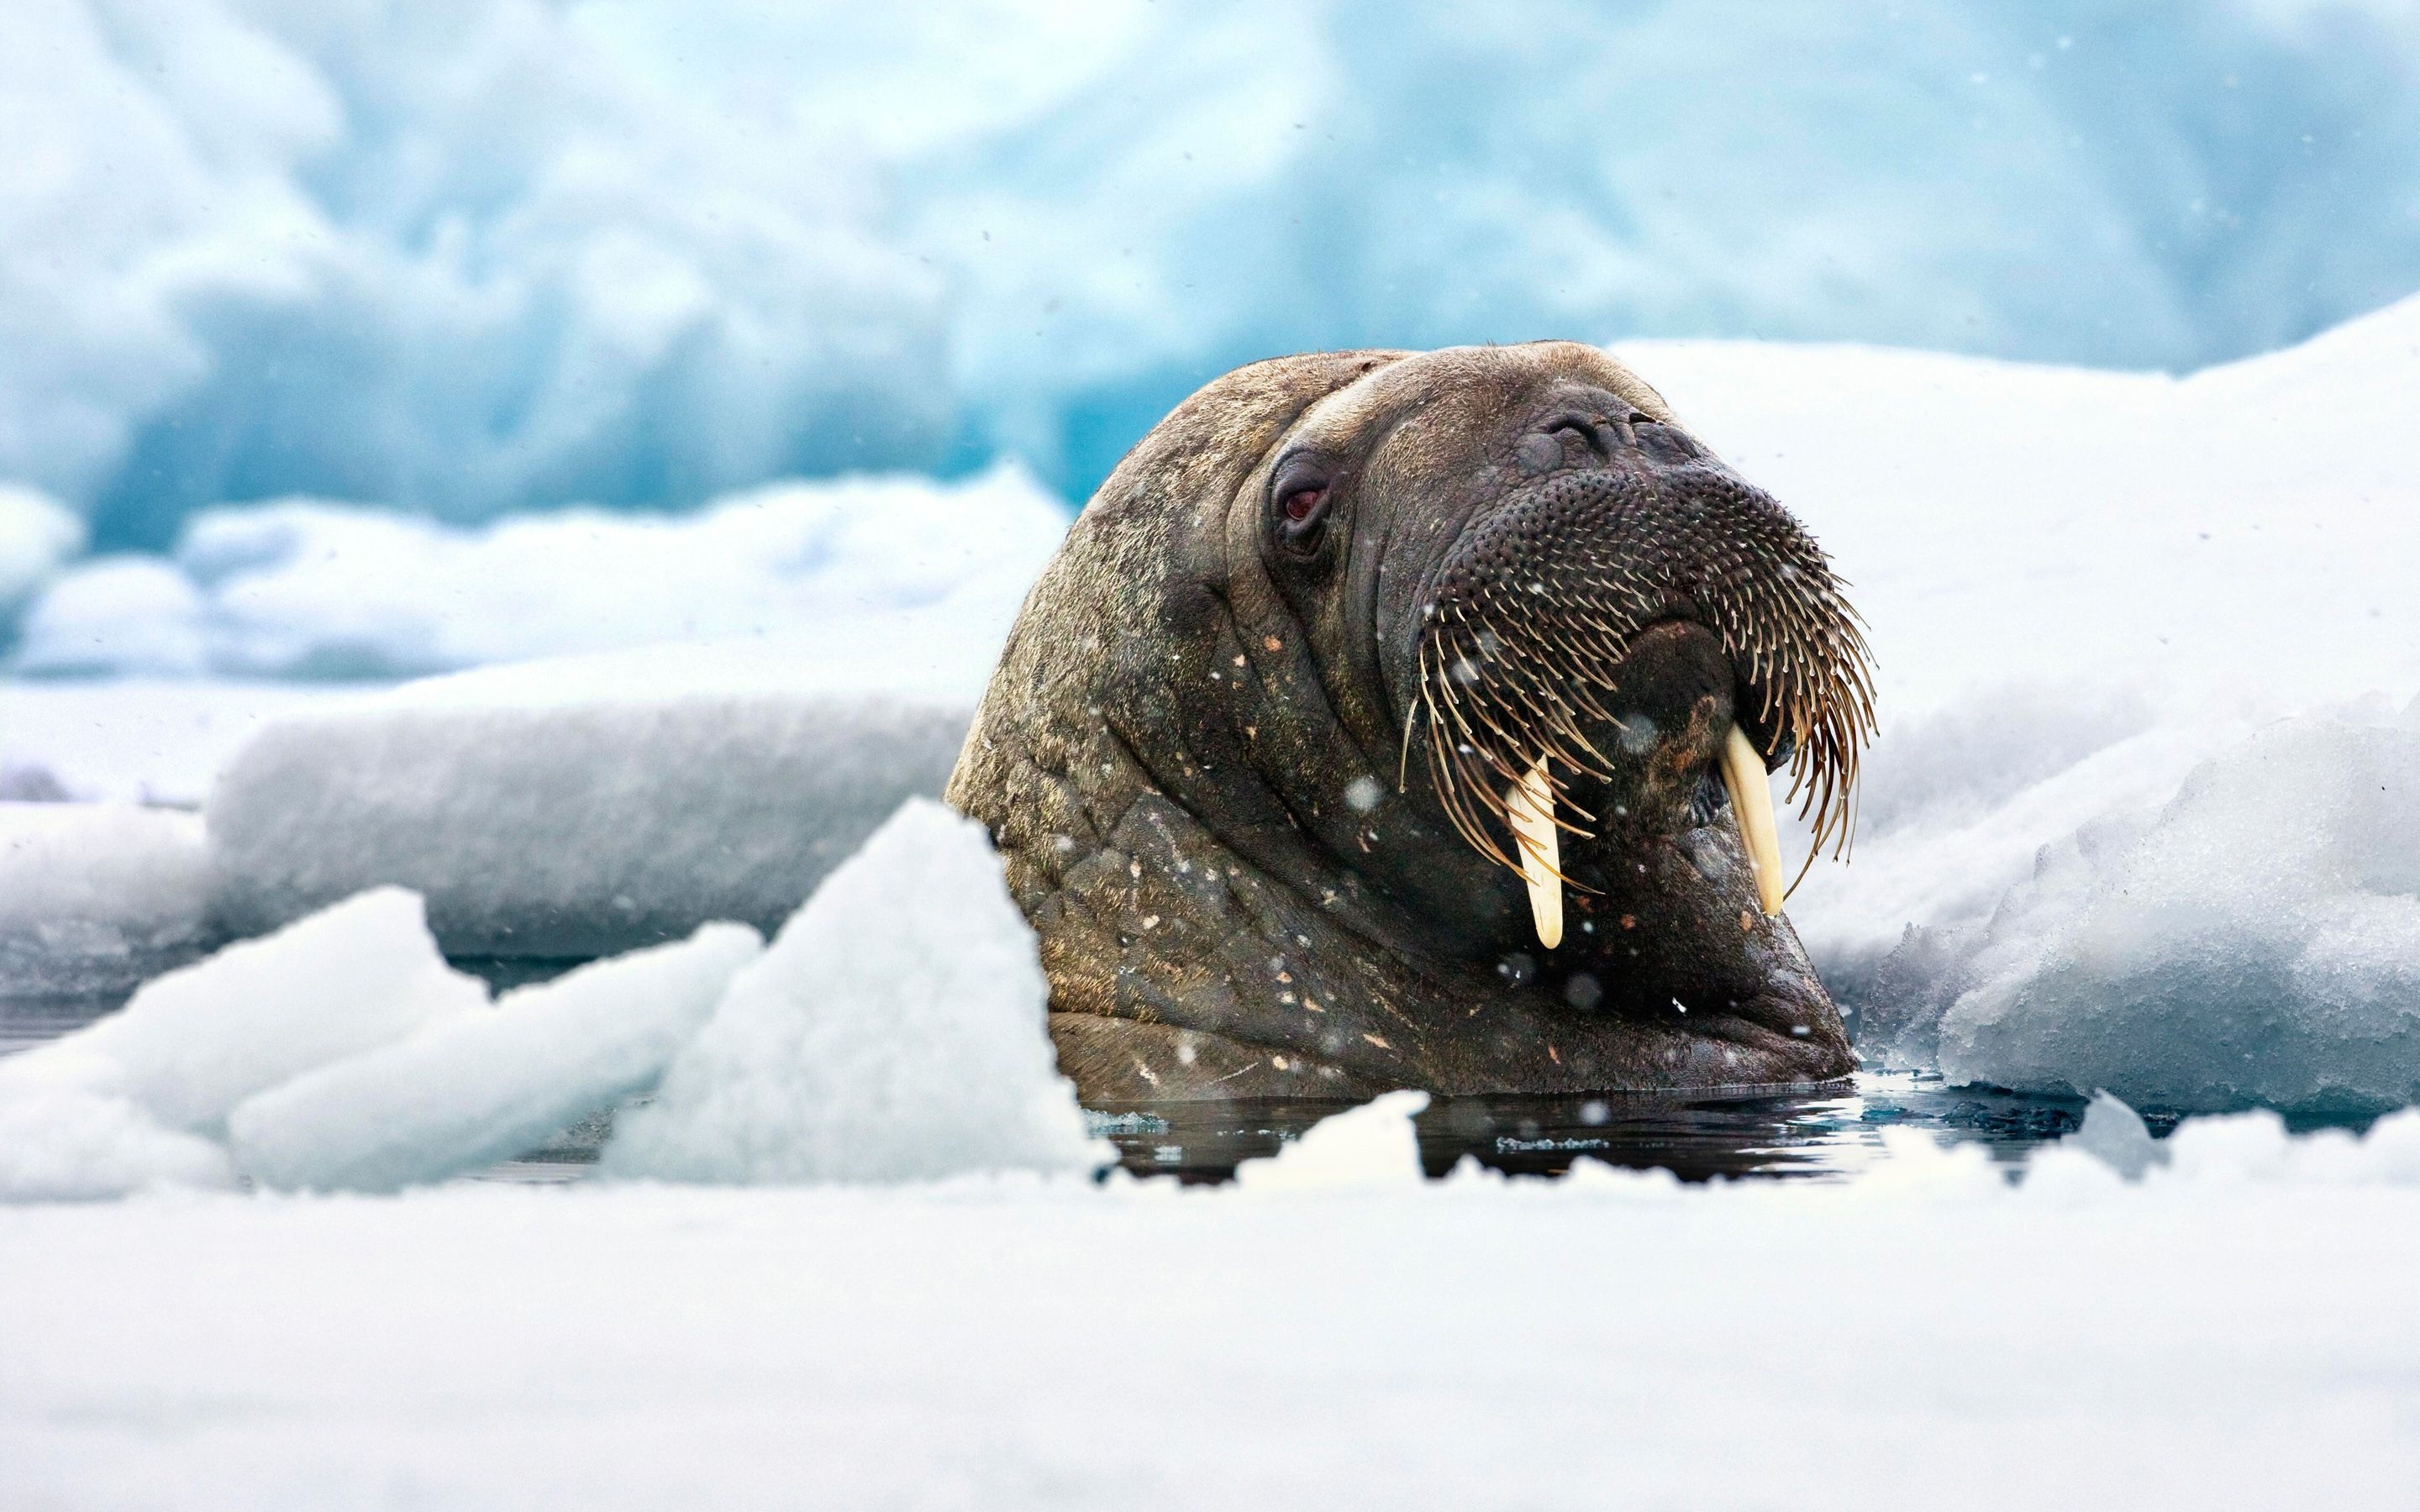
top-left (474, 1076), bottom-right (2099, 1185)
top-left (3, 992), bottom-right (2370, 1187)
top-left (1084, 1079), bottom-right (2093, 1184)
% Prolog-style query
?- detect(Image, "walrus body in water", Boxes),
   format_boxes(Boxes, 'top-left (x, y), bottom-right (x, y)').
top-left (945, 344), bottom-right (1876, 1103)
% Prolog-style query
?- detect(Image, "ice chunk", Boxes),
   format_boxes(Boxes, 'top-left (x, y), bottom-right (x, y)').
top-left (1233, 1090), bottom-right (1431, 1191)
top-left (0, 483), bottom-right (84, 619)
top-left (601, 800), bottom-right (1105, 1184)
top-left (0, 887), bottom-right (485, 1134)
top-left (229, 923), bottom-right (763, 1193)
top-left (2068, 1092), bottom-right (2167, 1181)
top-left (0, 1088), bottom-right (234, 1202)
top-left (8, 557), bottom-right (209, 676)
top-left (0, 803), bottom-right (216, 1002)
top-left (1873, 712), bottom-right (2420, 1113)
top-left (15, 466), bottom-right (1066, 683)
top-left (207, 695), bottom-right (971, 959)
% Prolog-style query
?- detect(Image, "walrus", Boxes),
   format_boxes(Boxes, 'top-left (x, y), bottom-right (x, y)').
top-left (945, 343), bottom-right (1876, 1103)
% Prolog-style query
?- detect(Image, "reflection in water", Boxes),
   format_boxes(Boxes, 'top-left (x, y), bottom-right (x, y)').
top-left (1086, 1077), bottom-right (2091, 1184)
top-left (4, 986), bottom-right (2371, 1188)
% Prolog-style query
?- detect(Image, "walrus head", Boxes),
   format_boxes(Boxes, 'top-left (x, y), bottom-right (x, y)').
top-left (947, 343), bottom-right (1876, 1102)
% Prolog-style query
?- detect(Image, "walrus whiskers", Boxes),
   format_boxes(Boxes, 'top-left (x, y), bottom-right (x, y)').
top-left (1412, 476), bottom-right (1876, 916)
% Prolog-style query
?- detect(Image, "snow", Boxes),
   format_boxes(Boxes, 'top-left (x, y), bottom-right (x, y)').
top-left (602, 800), bottom-right (1106, 1185)
top-left (0, 803), bottom-right (214, 1002)
top-left (206, 694), bottom-right (971, 958)
top-left (8, 2), bottom-right (2420, 541)
top-left (229, 923), bottom-right (763, 1194)
top-left (0, 888), bottom-right (485, 1137)
top-left (8, 1098), bottom-right (2420, 1506)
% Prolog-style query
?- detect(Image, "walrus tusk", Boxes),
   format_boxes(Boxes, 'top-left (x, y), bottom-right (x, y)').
top-left (1507, 757), bottom-right (1563, 948)
top-left (1721, 725), bottom-right (1786, 916)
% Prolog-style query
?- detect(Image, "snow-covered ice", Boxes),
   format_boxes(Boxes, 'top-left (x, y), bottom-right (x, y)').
top-left (207, 694), bottom-right (971, 958)
top-left (0, 888), bottom-right (484, 1137)
top-left (1860, 706), bottom-right (2420, 1113)
top-left (0, 802), bottom-right (215, 1001)
top-left (602, 800), bottom-right (1106, 1185)
top-left (0, 677), bottom-right (366, 806)
top-left (229, 923), bottom-right (762, 1194)
top-left (13, 465), bottom-right (1067, 683)
top-left (9, 1100), bottom-right (2420, 1508)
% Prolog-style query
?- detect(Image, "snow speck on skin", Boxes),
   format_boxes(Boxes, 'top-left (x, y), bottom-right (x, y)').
top-left (229, 923), bottom-right (764, 1194)
top-left (601, 799), bottom-right (1108, 1185)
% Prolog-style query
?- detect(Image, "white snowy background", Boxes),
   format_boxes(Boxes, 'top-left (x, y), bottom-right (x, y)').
top-left (8, 2), bottom-right (2420, 1505)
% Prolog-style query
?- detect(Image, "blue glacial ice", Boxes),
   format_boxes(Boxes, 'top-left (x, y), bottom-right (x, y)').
top-left (5, 0), bottom-right (2420, 549)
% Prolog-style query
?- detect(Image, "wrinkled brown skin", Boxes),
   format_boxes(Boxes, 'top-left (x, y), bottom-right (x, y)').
top-left (945, 343), bottom-right (1855, 1103)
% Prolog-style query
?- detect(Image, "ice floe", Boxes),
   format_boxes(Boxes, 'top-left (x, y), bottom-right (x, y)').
top-left (207, 694), bottom-right (970, 958)
top-left (0, 484), bottom-right (83, 624)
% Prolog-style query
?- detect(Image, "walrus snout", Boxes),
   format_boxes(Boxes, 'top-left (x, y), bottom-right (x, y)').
top-left (1405, 459), bottom-right (1870, 908)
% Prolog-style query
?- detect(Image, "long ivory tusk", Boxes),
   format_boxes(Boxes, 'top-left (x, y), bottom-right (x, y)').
top-left (1720, 724), bottom-right (1786, 916)
top-left (1507, 757), bottom-right (1562, 948)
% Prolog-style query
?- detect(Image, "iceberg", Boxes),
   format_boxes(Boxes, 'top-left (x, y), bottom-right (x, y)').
top-left (0, 1086), bottom-right (233, 1202)
top-left (8, 1), bottom-right (2420, 544)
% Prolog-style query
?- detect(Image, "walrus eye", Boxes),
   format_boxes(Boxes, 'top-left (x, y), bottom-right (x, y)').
top-left (1267, 455), bottom-right (1335, 558)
